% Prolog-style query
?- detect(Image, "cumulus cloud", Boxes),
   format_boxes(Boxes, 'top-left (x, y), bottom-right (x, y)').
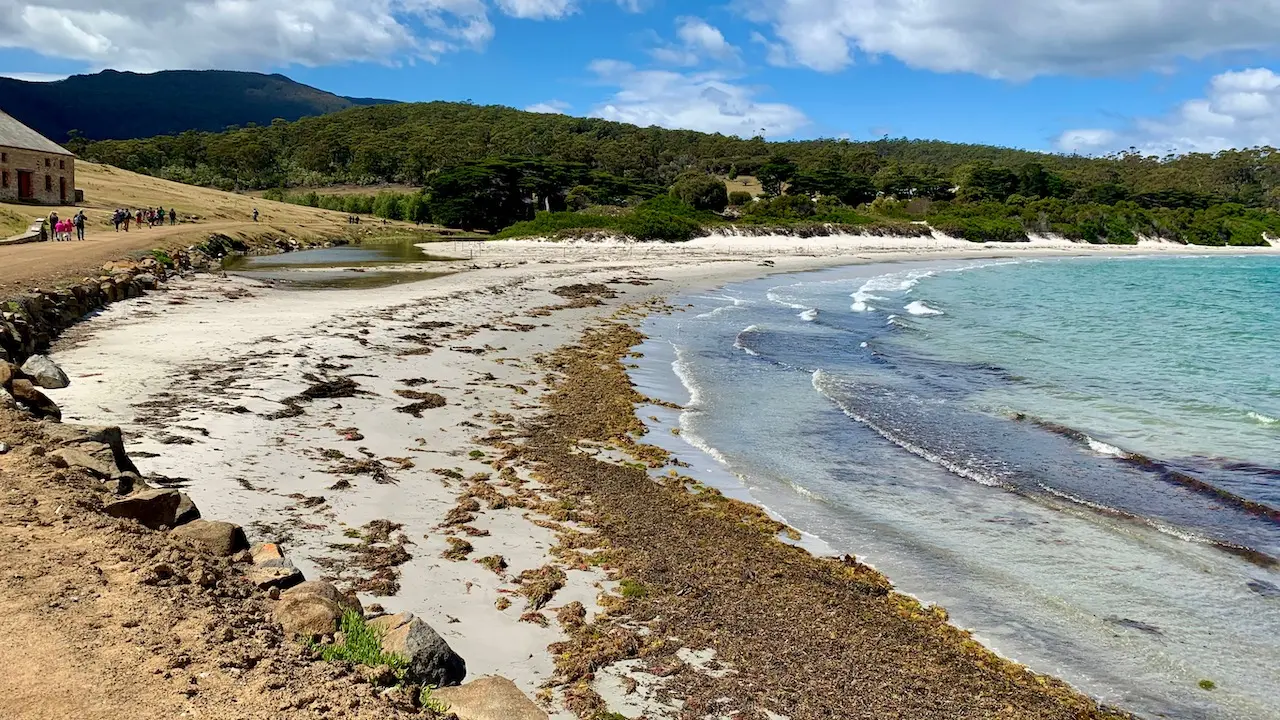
top-left (742, 0), bottom-right (1280, 79)
top-left (526, 99), bottom-right (571, 113)
top-left (494, 0), bottom-right (576, 20)
top-left (0, 0), bottom-right (495, 71)
top-left (586, 59), bottom-right (808, 137)
top-left (1058, 68), bottom-right (1280, 154)
top-left (0, 0), bottom-right (648, 71)
top-left (650, 17), bottom-right (739, 66)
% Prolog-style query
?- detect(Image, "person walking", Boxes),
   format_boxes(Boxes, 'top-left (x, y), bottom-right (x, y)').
top-left (123, 211), bottom-right (131, 232)
top-left (136, 209), bottom-right (143, 228)
top-left (74, 210), bottom-right (86, 241)
top-left (47, 211), bottom-right (59, 241)
top-left (169, 208), bottom-right (177, 225)
top-left (252, 208), bottom-right (259, 222)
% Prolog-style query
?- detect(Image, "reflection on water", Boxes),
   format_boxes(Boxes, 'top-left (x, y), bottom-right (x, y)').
top-left (222, 238), bottom-right (468, 289)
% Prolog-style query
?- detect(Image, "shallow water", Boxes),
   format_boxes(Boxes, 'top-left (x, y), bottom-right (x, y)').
top-left (222, 239), bottom-right (466, 289)
top-left (633, 256), bottom-right (1280, 720)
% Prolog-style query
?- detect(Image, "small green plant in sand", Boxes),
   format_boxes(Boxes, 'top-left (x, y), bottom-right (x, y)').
top-left (419, 686), bottom-right (450, 713)
top-left (1198, 679), bottom-right (1217, 691)
top-left (148, 248), bottom-right (176, 268)
top-left (308, 610), bottom-right (407, 678)
top-left (468, 450), bottom-right (486, 460)
top-left (619, 578), bottom-right (649, 599)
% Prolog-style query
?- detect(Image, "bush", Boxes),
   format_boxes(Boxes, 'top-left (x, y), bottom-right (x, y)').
top-left (670, 173), bottom-right (729, 213)
top-left (728, 190), bottom-right (754, 206)
top-left (621, 208), bottom-right (703, 242)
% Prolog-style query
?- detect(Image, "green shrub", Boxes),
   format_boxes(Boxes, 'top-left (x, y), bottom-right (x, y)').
top-left (728, 190), bottom-right (754, 206)
top-left (670, 173), bottom-right (729, 212)
top-left (309, 610), bottom-right (408, 678)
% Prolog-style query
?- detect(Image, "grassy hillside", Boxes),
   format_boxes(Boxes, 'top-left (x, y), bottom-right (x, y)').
top-left (0, 70), bottom-right (395, 143)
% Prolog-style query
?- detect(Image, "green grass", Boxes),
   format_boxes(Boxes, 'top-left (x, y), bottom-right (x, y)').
top-left (419, 686), bottom-right (450, 713)
top-left (619, 579), bottom-right (649, 599)
top-left (149, 248), bottom-right (175, 268)
top-left (1198, 679), bottom-right (1217, 691)
top-left (468, 450), bottom-right (486, 460)
top-left (308, 610), bottom-right (408, 681)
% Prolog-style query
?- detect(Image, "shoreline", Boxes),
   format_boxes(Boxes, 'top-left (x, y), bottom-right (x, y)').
top-left (37, 237), bottom-right (1162, 717)
top-left (36, 237), bottom-right (1279, 717)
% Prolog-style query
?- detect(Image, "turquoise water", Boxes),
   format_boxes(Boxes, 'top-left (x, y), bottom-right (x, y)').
top-left (632, 254), bottom-right (1280, 720)
top-left (900, 256), bottom-right (1280, 510)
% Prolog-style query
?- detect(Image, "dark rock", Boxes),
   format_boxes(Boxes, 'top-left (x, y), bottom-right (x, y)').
top-left (175, 492), bottom-right (201, 526)
top-left (368, 612), bottom-right (466, 687)
top-left (103, 489), bottom-right (180, 529)
top-left (20, 355), bottom-right (70, 389)
top-left (10, 379), bottom-right (61, 420)
top-left (171, 520), bottom-right (249, 556)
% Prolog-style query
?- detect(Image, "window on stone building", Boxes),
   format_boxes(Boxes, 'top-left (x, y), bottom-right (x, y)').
top-left (2, 171), bottom-right (8, 188)
top-left (59, 159), bottom-right (65, 170)
top-left (44, 158), bottom-right (50, 167)
top-left (1, 152), bottom-right (6, 163)
top-left (45, 175), bottom-right (52, 191)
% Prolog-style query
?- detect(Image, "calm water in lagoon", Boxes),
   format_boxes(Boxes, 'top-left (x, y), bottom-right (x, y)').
top-left (631, 255), bottom-right (1280, 720)
top-left (221, 239), bottom-right (466, 289)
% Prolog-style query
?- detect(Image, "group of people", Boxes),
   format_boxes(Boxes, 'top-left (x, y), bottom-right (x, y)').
top-left (47, 210), bottom-right (87, 242)
top-left (112, 206), bottom-right (178, 232)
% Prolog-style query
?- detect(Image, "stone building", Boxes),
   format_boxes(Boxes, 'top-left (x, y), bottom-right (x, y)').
top-left (0, 109), bottom-right (75, 205)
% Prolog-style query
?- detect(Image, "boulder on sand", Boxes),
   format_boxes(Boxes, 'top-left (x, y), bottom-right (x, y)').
top-left (48, 446), bottom-right (116, 478)
top-left (273, 581), bottom-right (363, 638)
top-left (20, 355), bottom-right (70, 390)
top-left (368, 612), bottom-right (466, 688)
top-left (171, 520), bottom-right (249, 556)
top-left (103, 489), bottom-right (180, 530)
top-left (10, 379), bottom-right (61, 420)
top-left (432, 676), bottom-right (548, 720)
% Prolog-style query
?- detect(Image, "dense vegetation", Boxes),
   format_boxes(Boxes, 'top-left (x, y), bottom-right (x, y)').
top-left (2, 70), bottom-right (392, 144)
top-left (84, 100), bottom-right (1280, 245)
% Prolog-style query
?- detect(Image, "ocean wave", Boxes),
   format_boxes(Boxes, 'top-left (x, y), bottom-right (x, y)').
top-left (799, 308), bottom-right (819, 322)
top-left (850, 269), bottom-right (937, 312)
top-left (669, 342), bottom-right (706, 409)
top-left (694, 304), bottom-right (742, 319)
top-left (766, 289), bottom-right (809, 310)
top-left (1086, 437), bottom-right (1128, 458)
top-left (904, 301), bottom-right (944, 316)
top-left (812, 370), bottom-right (1009, 489)
top-left (1248, 411), bottom-right (1279, 426)
top-left (733, 325), bottom-right (762, 356)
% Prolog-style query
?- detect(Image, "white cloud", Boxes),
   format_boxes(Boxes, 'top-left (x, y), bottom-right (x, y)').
top-left (526, 99), bottom-right (571, 113)
top-left (742, 0), bottom-right (1280, 79)
top-left (0, 71), bottom-right (69, 82)
top-left (586, 59), bottom-right (808, 137)
top-left (1058, 68), bottom-right (1280, 154)
top-left (494, 0), bottom-right (576, 20)
top-left (650, 17), bottom-right (739, 67)
top-left (0, 0), bottom-right (493, 71)
top-left (0, 0), bottom-right (648, 71)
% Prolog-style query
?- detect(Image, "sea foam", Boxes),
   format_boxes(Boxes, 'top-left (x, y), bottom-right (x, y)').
top-left (904, 301), bottom-right (944, 316)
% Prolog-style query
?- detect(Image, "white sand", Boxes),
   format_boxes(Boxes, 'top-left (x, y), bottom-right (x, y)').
top-left (44, 235), bottom-right (1280, 716)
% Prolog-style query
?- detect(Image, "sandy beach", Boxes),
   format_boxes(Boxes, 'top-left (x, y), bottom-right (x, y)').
top-left (42, 234), bottom-right (1280, 718)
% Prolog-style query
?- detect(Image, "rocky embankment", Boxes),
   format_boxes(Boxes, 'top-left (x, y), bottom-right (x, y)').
top-left (0, 246), bottom-right (546, 720)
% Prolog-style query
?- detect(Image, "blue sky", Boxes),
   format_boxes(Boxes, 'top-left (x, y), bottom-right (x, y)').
top-left (4, 1), bottom-right (1280, 153)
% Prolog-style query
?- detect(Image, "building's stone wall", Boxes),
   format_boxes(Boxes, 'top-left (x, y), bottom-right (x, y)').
top-left (0, 145), bottom-right (75, 206)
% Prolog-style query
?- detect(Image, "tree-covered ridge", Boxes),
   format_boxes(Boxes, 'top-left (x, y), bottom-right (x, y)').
top-left (83, 100), bottom-right (1280, 246)
top-left (2, 70), bottom-right (394, 144)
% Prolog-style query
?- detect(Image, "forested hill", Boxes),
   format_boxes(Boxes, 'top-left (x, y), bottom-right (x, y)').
top-left (84, 100), bottom-right (1280, 246)
top-left (0, 70), bottom-right (395, 143)
top-left (85, 100), bottom-right (1278, 205)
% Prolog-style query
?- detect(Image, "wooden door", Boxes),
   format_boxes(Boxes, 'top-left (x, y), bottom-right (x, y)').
top-left (17, 170), bottom-right (32, 199)
top-left (59, 176), bottom-right (66, 203)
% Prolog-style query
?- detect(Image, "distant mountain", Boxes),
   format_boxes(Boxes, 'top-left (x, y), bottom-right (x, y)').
top-left (0, 69), bottom-right (396, 143)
